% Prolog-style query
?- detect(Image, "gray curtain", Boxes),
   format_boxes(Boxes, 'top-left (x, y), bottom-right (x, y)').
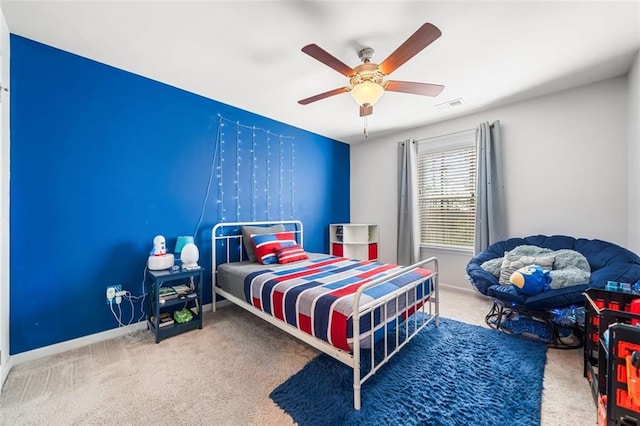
top-left (397, 140), bottom-right (420, 265)
top-left (474, 121), bottom-right (507, 255)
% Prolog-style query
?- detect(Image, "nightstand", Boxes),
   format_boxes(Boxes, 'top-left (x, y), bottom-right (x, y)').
top-left (146, 266), bottom-right (204, 343)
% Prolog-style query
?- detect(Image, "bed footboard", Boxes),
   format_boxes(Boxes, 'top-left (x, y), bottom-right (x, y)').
top-left (351, 256), bottom-right (439, 409)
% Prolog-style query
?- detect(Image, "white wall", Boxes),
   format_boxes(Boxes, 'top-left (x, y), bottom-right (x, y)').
top-left (351, 76), bottom-right (629, 289)
top-left (627, 52), bottom-right (640, 253)
top-left (0, 10), bottom-right (10, 390)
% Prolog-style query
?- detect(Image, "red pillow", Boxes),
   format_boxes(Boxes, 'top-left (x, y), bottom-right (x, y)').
top-left (276, 244), bottom-right (309, 264)
top-left (251, 232), bottom-right (296, 264)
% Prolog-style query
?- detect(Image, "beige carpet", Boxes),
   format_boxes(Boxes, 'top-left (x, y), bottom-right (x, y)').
top-left (0, 287), bottom-right (594, 425)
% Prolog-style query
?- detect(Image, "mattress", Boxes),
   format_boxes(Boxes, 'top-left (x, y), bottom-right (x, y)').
top-left (216, 254), bottom-right (433, 351)
top-left (217, 252), bottom-right (328, 300)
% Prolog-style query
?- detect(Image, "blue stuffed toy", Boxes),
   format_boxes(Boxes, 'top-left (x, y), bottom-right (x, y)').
top-left (509, 265), bottom-right (552, 295)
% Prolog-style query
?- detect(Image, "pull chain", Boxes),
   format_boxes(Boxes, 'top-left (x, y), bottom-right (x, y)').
top-left (363, 116), bottom-right (368, 138)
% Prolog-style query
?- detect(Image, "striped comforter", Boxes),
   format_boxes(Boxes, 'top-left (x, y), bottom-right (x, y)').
top-left (243, 256), bottom-right (432, 351)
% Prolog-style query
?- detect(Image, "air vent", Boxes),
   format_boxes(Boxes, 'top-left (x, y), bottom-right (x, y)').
top-left (434, 98), bottom-right (464, 111)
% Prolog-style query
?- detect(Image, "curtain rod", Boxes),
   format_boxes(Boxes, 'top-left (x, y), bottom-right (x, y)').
top-left (415, 127), bottom-right (476, 143)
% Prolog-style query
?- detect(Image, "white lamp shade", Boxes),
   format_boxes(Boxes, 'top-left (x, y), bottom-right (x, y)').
top-left (181, 243), bottom-right (199, 269)
top-left (350, 81), bottom-right (384, 106)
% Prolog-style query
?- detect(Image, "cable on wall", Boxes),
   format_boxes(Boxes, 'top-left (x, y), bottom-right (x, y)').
top-left (193, 115), bottom-right (223, 238)
top-left (106, 265), bottom-right (150, 343)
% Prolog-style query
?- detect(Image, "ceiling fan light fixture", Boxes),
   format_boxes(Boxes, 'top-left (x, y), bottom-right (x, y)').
top-left (298, 23), bottom-right (444, 118)
top-left (350, 81), bottom-right (384, 107)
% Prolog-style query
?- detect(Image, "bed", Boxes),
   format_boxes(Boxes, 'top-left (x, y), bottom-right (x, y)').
top-left (211, 220), bottom-right (439, 410)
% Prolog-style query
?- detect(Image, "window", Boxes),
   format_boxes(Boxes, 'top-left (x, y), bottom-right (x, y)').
top-left (417, 130), bottom-right (477, 249)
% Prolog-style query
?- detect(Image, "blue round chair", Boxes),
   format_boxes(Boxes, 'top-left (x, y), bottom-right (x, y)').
top-left (466, 235), bottom-right (640, 348)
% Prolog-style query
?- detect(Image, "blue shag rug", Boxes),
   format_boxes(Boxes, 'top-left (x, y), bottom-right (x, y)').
top-left (270, 317), bottom-right (547, 426)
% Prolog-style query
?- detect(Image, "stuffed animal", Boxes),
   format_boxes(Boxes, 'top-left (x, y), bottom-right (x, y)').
top-left (510, 265), bottom-right (552, 295)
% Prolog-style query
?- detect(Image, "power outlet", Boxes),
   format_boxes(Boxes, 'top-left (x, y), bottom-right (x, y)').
top-left (106, 284), bottom-right (122, 304)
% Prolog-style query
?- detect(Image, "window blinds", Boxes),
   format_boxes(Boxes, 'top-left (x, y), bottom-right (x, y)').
top-left (417, 132), bottom-right (476, 249)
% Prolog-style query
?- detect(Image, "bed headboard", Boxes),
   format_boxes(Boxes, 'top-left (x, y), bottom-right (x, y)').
top-left (211, 220), bottom-right (303, 269)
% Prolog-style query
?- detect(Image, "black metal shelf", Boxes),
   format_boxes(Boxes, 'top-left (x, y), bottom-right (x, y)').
top-left (584, 288), bottom-right (640, 425)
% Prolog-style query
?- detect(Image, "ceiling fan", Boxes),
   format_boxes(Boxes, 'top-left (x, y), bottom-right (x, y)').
top-left (298, 23), bottom-right (445, 117)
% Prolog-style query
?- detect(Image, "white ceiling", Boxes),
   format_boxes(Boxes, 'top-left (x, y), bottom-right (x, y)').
top-left (1, 1), bottom-right (639, 144)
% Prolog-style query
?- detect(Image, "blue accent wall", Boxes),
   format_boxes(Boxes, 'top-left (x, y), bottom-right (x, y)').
top-left (9, 35), bottom-right (350, 354)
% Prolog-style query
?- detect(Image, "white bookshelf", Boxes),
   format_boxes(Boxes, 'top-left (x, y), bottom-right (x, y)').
top-left (329, 223), bottom-right (379, 261)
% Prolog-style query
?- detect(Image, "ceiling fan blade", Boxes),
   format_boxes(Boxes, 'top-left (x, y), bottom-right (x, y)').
top-left (298, 87), bottom-right (349, 105)
top-left (385, 80), bottom-right (444, 97)
top-left (360, 105), bottom-right (373, 117)
top-left (301, 44), bottom-right (356, 77)
top-left (379, 23), bottom-right (442, 75)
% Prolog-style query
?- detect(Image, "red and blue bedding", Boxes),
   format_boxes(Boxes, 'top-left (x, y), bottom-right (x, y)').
top-left (243, 256), bottom-right (432, 351)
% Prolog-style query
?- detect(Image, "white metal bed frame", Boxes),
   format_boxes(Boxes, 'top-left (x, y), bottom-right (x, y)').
top-left (211, 220), bottom-right (439, 410)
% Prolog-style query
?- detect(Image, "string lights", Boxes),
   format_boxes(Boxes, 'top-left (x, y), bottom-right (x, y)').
top-left (235, 121), bottom-right (241, 222)
top-left (251, 126), bottom-right (257, 221)
top-left (213, 116), bottom-right (296, 223)
top-left (266, 132), bottom-right (271, 220)
top-left (279, 136), bottom-right (284, 220)
top-left (218, 118), bottom-right (226, 221)
top-left (291, 139), bottom-right (296, 219)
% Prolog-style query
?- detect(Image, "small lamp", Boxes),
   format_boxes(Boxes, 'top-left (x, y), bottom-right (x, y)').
top-left (174, 236), bottom-right (195, 259)
top-left (181, 243), bottom-right (200, 270)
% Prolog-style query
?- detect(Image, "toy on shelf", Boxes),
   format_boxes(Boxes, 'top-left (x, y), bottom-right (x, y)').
top-left (597, 395), bottom-right (607, 426)
top-left (626, 351), bottom-right (640, 407)
top-left (605, 280), bottom-right (640, 294)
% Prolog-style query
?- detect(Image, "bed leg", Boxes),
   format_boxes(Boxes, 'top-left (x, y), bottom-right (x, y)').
top-left (433, 266), bottom-right (440, 327)
top-left (353, 295), bottom-right (362, 410)
top-left (435, 277), bottom-right (440, 327)
top-left (353, 350), bottom-right (362, 410)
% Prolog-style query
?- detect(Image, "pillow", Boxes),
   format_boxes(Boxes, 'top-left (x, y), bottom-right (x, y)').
top-left (241, 224), bottom-right (285, 262)
top-left (548, 269), bottom-right (591, 289)
top-left (276, 244), bottom-right (309, 264)
top-left (499, 251), bottom-right (555, 285)
top-left (481, 257), bottom-right (503, 278)
top-left (251, 232), bottom-right (296, 265)
top-left (548, 249), bottom-right (591, 289)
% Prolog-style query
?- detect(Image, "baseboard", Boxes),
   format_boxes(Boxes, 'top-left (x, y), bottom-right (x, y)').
top-left (439, 282), bottom-right (491, 300)
top-left (212, 299), bottom-right (232, 309)
top-left (0, 294), bottom-right (394, 394)
top-left (10, 301), bottom-right (218, 367)
top-left (6, 289), bottom-right (466, 370)
top-left (439, 282), bottom-right (477, 294)
top-left (0, 355), bottom-right (13, 394)
top-left (11, 321), bottom-right (148, 366)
